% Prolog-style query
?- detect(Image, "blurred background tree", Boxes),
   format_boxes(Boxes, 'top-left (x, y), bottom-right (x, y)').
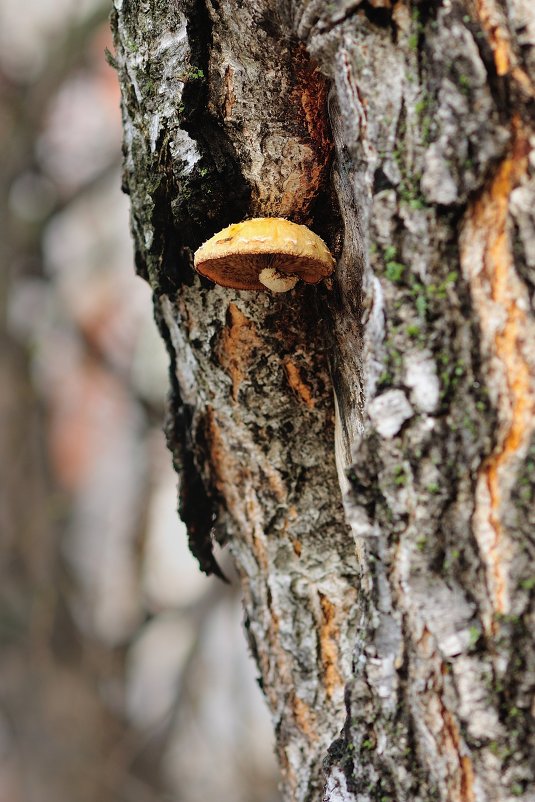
top-left (0, 2), bottom-right (279, 800)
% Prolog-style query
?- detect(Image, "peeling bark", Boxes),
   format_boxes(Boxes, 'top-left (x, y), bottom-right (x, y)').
top-left (112, 1), bottom-right (535, 800)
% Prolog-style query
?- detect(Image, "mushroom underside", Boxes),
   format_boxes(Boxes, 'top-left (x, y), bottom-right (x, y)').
top-left (195, 252), bottom-right (330, 290)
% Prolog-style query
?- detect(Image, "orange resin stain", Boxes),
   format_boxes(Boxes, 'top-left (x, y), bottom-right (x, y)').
top-left (473, 0), bottom-right (534, 96)
top-left (413, 632), bottom-right (476, 800)
top-left (205, 407), bottom-right (270, 570)
top-left (205, 406), bottom-right (244, 513)
top-left (318, 593), bottom-right (344, 698)
top-left (440, 704), bottom-right (475, 802)
top-left (460, 756), bottom-right (476, 802)
top-left (462, 121), bottom-right (533, 618)
top-left (284, 359), bottom-right (316, 409)
top-left (264, 597), bottom-right (320, 748)
top-left (474, 0), bottom-right (512, 75)
top-left (218, 302), bottom-right (261, 401)
top-left (287, 44), bottom-right (332, 221)
top-left (291, 693), bottom-right (318, 741)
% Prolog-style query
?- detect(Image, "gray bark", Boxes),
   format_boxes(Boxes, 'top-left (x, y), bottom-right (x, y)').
top-left (112, 1), bottom-right (535, 800)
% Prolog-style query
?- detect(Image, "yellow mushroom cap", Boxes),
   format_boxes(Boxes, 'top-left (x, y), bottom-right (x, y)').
top-left (193, 217), bottom-right (335, 291)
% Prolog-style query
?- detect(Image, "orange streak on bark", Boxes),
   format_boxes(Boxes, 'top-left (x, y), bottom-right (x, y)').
top-left (284, 359), bottom-right (316, 409)
top-left (205, 406), bottom-right (247, 510)
top-left (473, 0), bottom-right (534, 96)
top-left (291, 693), bottom-right (319, 741)
top-left (218, 302), bottom-right (261, 401)
top-left (463, 120), bottom-right (533, 617)
top-left (318, 593), bottom-right (343, 698)
top-left (440, 704), bottom-right (475, 802)
top-left (289, 46), bottom-right (333, 223)
top-left (475, 0), bottom-right (511, 75)
top-left (415, 630), bottom-right (475, 800)
top-left (205, 407), bottom-right (274, 572)
top-left (460, 757), bottom-right (476, 802)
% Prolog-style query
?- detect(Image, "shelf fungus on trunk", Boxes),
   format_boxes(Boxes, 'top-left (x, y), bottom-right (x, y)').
top-left (193, 217), bottom-right (335, 292)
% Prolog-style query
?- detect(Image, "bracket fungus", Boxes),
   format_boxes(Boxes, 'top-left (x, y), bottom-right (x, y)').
top-left (193, 217), bottom-right (335, 292)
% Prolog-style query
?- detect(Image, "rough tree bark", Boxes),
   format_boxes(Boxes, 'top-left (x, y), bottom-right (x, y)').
top-left (112, 1), bottom-right (535, 800)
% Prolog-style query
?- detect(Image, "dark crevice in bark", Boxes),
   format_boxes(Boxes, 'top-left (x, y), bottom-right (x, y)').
top-left (356, 3), bottom-right (392, 30)
top-left (156, 301), bottom-right (224, 578)
top-left (312, 172), bottom-right (345, 264)
top-left (373, 167), bottom-right (396, 194)
top-left (156, 0), bottom-right (252, 288)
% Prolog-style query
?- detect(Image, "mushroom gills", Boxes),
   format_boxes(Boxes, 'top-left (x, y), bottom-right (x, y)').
top-left (258, 267), bottom-right (299, 293)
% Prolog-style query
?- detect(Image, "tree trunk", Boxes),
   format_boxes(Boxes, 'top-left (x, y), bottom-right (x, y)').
top-left (112, 1), bottom-right (535, 800)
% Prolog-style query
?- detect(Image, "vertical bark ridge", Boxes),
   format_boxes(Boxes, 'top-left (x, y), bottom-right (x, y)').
top-left (461, 119), bottom-right (535, 629)
top-left (304, 2), bottom-right (535, 801)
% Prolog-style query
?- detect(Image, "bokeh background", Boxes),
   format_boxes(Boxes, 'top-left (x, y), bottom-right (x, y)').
top-left (0, 1), bottom-right (279, 799)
